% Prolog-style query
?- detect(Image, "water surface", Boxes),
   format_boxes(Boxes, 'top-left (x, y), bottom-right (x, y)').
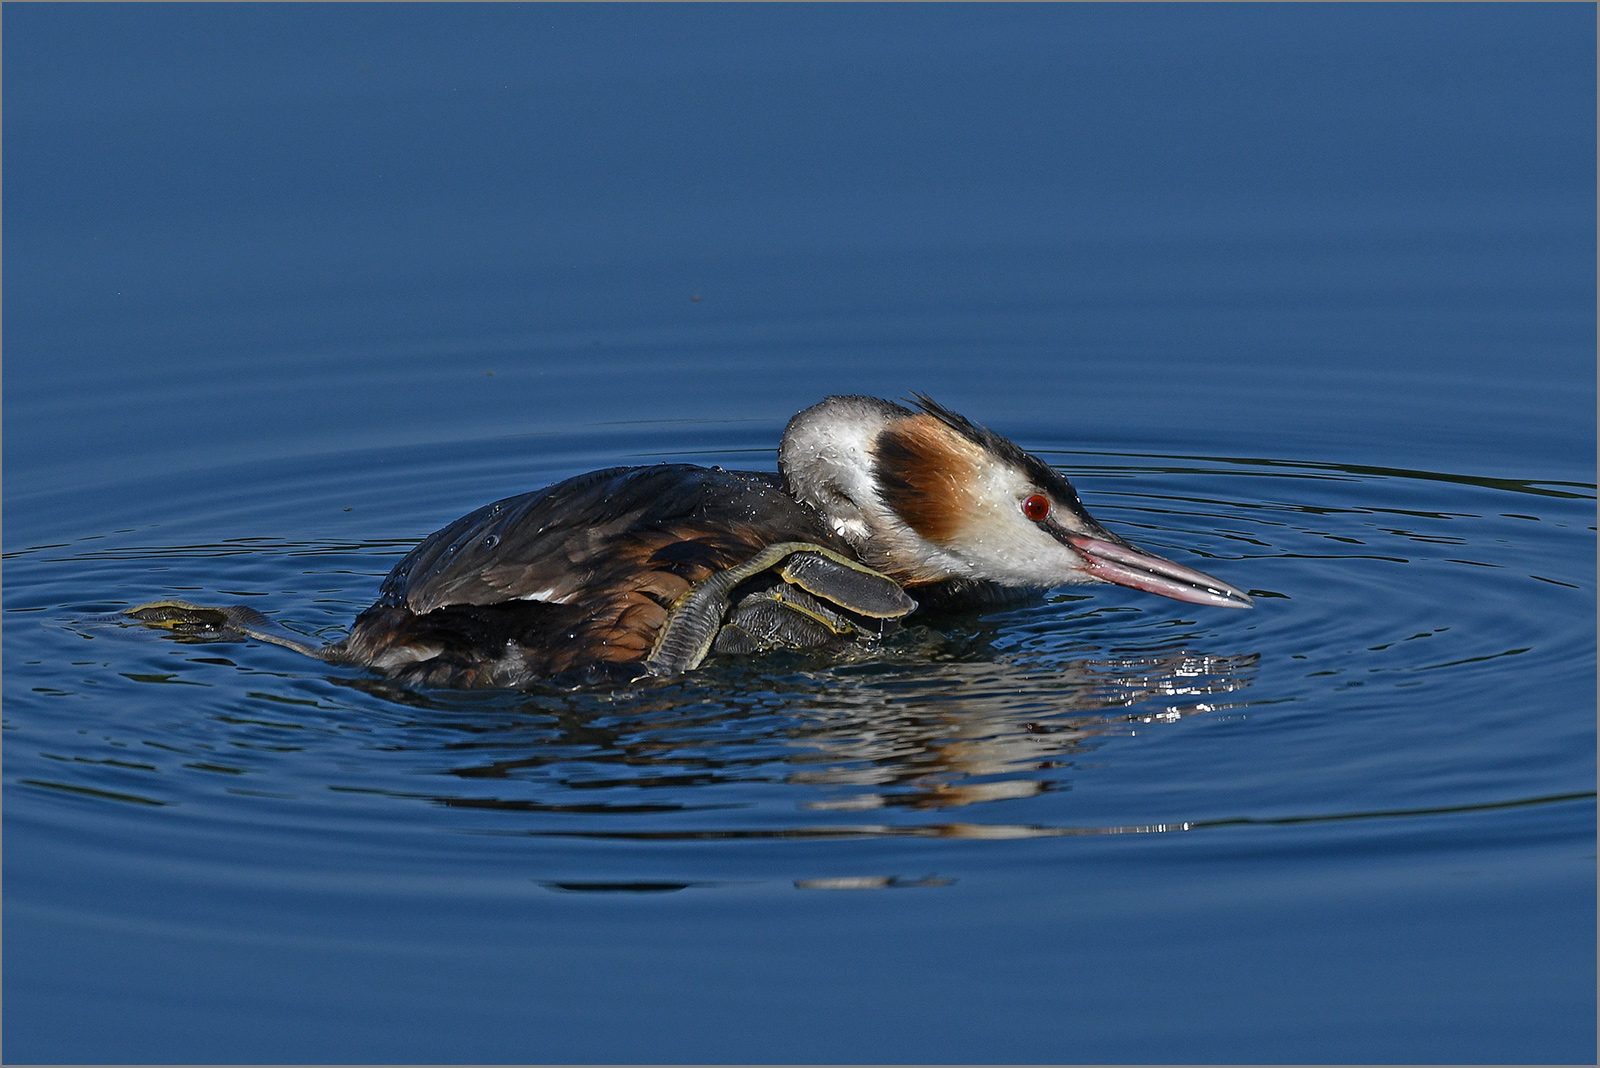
top-left (5, 6), bottom-right (1595, 1063)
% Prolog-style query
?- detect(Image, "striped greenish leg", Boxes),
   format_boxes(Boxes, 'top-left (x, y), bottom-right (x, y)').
top-left (645, 542), bottom-right (915, 674)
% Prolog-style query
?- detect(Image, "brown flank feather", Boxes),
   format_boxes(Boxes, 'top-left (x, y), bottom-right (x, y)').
top-left (344, 519), bottom-right (790, 683)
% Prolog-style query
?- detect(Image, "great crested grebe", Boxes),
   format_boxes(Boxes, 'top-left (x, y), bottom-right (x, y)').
top-left (129, 395), bottom-right (1252, 688)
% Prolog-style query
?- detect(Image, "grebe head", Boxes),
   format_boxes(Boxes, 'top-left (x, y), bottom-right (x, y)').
top-left (779, 395), bottom-right (1253, 608)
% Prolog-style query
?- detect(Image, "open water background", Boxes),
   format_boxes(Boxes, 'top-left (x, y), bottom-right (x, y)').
top-left (4, 6), bottom-right (1595, 1062)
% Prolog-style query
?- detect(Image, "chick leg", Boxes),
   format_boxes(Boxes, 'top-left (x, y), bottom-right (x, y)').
top-left (645, 542), bottom-right (914, 674)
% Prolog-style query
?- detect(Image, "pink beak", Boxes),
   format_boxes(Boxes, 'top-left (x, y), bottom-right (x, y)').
top-left (1066, 534), bottom-right (1254, 609)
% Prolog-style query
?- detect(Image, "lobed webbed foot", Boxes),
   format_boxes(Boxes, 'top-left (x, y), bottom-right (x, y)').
top-left (645, 542), bottom-right (915, 674)
top-left (125, 600), bottom-right (334, 660)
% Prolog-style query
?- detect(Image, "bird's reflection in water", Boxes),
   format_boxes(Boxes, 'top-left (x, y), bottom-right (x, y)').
top-left (785, 648), bottom-right (1258, 810)
top-left (334, 626), bottom-right (1259, 817)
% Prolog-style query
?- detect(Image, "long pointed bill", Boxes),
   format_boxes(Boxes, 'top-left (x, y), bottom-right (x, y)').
top-left (1066, 535), bottom-right (1254, 609)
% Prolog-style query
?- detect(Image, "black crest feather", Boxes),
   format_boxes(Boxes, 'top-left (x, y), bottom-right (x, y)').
top-left (906, 393), bottom-right (1088, 509)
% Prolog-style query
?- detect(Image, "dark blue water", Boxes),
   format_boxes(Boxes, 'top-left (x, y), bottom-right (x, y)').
top-left (5, 6), bottom-right (1595, 1063)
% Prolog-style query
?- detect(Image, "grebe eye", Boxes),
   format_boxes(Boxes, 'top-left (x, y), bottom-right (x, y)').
top-left (1022, 494), bottom-right (1051, 521)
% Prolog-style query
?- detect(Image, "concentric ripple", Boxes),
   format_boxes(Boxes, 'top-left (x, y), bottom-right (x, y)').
top-left (5, 438), bottom-right (1591, 855)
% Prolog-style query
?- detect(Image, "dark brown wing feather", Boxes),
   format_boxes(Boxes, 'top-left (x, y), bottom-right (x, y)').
top-left (340, 464), bottom-right (850, 685)
top-left (381, 465), bottom-right (835, 612)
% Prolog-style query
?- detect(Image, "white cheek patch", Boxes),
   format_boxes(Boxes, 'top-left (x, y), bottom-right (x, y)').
top-left (943, 467), bottom-right (1087, 587)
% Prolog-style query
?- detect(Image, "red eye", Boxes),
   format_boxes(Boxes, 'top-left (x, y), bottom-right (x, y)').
top-left (1022, 494), bottom-right (1051, 521)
